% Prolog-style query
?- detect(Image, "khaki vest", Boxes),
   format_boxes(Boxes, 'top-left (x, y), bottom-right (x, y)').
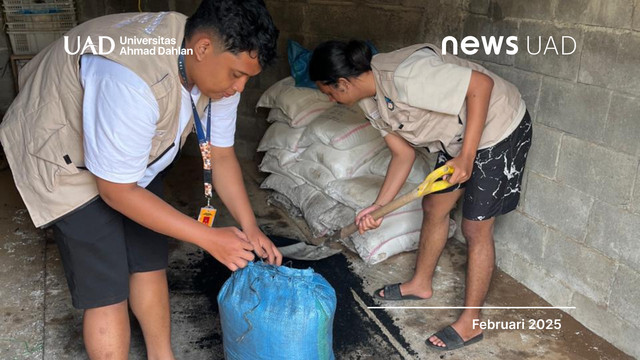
top-left (358, 43), bottom-right (522, 155)
top-left (0, 12), bottom-right (208, 228)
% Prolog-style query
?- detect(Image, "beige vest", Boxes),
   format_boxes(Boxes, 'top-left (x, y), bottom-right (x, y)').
top-left (358, 43), bottom-right (522, 155)
top-left (0, 12), bottom-right (208, 228)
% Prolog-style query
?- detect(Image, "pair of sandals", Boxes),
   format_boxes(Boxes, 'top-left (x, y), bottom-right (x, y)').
top-left (374, 283), bottom-right (484, 351)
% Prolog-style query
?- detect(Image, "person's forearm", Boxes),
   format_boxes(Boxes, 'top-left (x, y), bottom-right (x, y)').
top-left (375, 150), bottom-right (416, 206)
top-left (211, 149), bottom-right (258, 230)
top-left (99, 184), bottom-right (211, 248)
top-left (460, 72), bottom-right (493, 158)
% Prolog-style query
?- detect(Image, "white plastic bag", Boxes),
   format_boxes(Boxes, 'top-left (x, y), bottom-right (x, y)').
top-left (298, 105), bottom-right (381, 150)
top-left (297, 139), bottom-right (386, 179)
top-left (256, 77), bottom-right (334, 128)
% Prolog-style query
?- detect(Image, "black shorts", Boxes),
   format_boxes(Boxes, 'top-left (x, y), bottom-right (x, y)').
top-left (434, 110), bottom-right (532, 221)
top-left (52, 176), bottom-right (169, 309)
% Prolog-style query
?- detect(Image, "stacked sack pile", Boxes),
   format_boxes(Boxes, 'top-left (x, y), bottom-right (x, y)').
top-left (256, 77), bottom-right (455, 264)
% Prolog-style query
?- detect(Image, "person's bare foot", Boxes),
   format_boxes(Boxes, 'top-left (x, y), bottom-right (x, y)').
top-left (378, 282), bottom-right (433, 299)
top-left (428, 318), bottom-right (483, 348)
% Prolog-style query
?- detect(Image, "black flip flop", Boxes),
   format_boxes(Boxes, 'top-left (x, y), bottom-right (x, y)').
top-left (426, 325), bottom-right (484, 351)
top-left (373, 283), bottom-right (424, 301)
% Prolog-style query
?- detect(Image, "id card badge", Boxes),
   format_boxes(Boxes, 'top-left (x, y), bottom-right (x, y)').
top-left (198, 206), bottom-right (217, 227)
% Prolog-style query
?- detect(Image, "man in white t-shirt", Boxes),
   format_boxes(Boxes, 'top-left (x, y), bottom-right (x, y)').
top-left (20, 1), bottom-right (282, 359)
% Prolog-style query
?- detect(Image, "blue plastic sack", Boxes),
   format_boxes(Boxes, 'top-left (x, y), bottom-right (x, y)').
top-left (218, 261), bottom-right (337, 360)
top-left (287, 39), bottom-right (380, 89)
top-left (288, 39), bottom-right (317, 89)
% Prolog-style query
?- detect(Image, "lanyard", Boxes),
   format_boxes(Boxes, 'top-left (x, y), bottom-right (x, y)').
top-left (178, 47), bottom-right (213, 204)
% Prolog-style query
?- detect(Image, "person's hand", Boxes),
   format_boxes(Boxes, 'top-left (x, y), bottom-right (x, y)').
top-left (443, 154), bottom-right (475, 185)
top-left (243, 226), bottom-right (283, 266)
top-left (355, 204), bottom-right (384, 235)
top-left (203, 226), bottom-right (255, 271)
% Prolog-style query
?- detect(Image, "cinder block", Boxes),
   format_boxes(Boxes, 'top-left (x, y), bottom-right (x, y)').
top-left (609, 265), bottom-right (640, 328)
top-left (613, 32), bottom-right (640, 96)
top-left (464, 0), bottom-right (490, 14)
top-left (237, 88), bottom-right (264, 117)
top-left (517, 169), bottom-right (529, 211)
top-left (543, 229), bottom-right (615, 303)
top-left (556, 0), bottom-right (634, 28)
top-left (523, 172), bottom-right (594, 240)
top-left (461, 15), bottom-right (518, 66)
top-left (307, 4), bottom-right (424, 44)
top-left (514, 22), bottom-right (583, 81)
top-left (507, 253), bottom-right (574, 307)
top-left (266, 1), bottom-right (305, 34)
top-left (494, 211), bottom-right (545, 264)
top-left (234, 138), bottom-right (259, 160)
top-left (481, 63), bottom-right (542, 120)
top-left (634, 0), bottom-right (640, 31)
top-left (557, 135), bottom-right (636, 206)
top-left (491, 0), bottom-right (555, 20)
top-left (586, 201), bottom-right (640, 272)
top-left (603, 93), bottom-right (640, 157)
top-left (525, 124), bottom-right (562, 179)
top-left (571, 292), bottom-right (640, 359)
top-left (421, 1), bottom-right (464, 45)
top-left (582, 31), bottom-right (640, 96)
top-left (632, 163), bottom-right (640, 215)
top-left (579, 30), bottom-right (621, 89)
top-left (536, 77), bottom-right (609, 144)
top-left (236, 114), bottom-right (268, 144)
top-left (494, 243), bottom-right (514, 274)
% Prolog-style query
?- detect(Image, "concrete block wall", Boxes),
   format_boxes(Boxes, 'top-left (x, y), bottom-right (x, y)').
top-left (456, 0), bottom-right (640, 357)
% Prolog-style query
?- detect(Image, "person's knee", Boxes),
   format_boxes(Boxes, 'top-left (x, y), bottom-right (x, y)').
top-left (422, 197), bottom-right (451, 221)
top-left (461, 219), bottom-right (494, 243)
top-left (85, 300), bottom-right (128, 318)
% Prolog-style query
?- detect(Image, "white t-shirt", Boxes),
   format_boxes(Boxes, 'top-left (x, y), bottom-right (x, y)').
top-left (80, 54), bottom-right (239, 187)
top-left (393, 48), bottom-right (526, 148)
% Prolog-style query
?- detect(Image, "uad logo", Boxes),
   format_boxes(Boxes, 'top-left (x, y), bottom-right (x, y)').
top-left (64, 36), bottom-right (116, 55)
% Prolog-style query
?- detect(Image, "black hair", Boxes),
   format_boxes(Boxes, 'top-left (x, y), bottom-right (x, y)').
top-left (185, 0), bottom-right (279, 68)
top-left (309, 40), bottom-right (373, 85)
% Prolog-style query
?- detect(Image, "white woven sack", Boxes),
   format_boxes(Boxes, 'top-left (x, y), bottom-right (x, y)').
top-left (297, 138), bottom-right (386, 179)
top-left (351, 212), bottom-right (457, 265)
top-left (260, 173), bottom-right (300, 204)
top-left (287, 160), bottom-right (336, 191)
top-left (294, 184), bottom-right (337, 236)
top-left (351, 208), bottom-right (423, 264)
top-left (264, 148), bottom-right (304, 167)
top-left (256, 77), bottom-right (334, 128)
top-left (257, 122), bottom-right (306, 152)
top-left (266, 108), bottom-right (290, 124)
top-left (318, 203), bottom-right (355, 230)
top-left (298, 105), bottom-right (381, 150)
top-left (368, 149), bottom-right (432, 184)
top-left (259, 153), bottom-right (305, 185)
top-left (324, 175), bottom-right (422, 211)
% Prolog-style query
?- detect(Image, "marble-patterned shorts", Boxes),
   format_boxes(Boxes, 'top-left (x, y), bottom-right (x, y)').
top-left (434, 110), bottom-right (532, 221)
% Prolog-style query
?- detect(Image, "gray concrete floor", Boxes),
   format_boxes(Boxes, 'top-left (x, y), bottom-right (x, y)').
top-left (0, 152), bottom-right (633, 359)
